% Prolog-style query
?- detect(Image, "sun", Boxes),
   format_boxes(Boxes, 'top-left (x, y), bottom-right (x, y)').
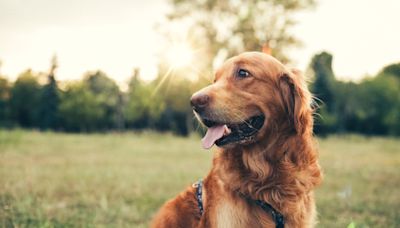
top-left (153, 41), bottom-right (201, 94)
top-left (166, 43), bottom-right (194, 69)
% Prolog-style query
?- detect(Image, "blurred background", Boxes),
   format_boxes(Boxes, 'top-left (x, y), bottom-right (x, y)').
top-left (0, 0), bottom-right (399, 227)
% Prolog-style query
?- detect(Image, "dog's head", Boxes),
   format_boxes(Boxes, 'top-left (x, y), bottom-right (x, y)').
top-left (191, 52), bottom-right (312, 149)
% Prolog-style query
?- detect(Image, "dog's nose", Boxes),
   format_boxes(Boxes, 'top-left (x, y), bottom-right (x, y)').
top-left (190, 93), bottom-right (210, 112)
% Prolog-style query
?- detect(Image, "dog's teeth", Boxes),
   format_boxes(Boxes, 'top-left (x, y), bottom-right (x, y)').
top-left (223, 125), bottom-right (231, 135)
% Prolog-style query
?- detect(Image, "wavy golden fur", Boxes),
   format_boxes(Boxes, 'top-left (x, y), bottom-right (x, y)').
top-left (152, 52), bottom-right (322, 228)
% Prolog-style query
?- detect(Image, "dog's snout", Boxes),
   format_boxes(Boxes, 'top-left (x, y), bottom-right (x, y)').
top-left (190, 93), bottom-right (210, 112)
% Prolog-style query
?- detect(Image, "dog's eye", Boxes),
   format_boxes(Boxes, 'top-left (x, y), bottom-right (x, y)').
top-left (237, 69), bottom-right (250, 78)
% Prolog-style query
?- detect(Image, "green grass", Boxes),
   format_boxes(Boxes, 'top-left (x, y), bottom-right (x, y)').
top-left (0, 130), bottom-right (399, 227)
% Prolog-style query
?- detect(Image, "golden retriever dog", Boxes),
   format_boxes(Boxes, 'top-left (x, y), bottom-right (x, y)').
top-left (151, 52), bottom-right (322, 228)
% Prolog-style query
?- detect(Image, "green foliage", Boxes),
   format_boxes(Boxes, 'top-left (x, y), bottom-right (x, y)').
top-left (124, 71), bottom-right (165, 129)
top-left (310, 52), bottom-right (338, 134)
top-left (380, 62), bottom-right (400, 79)
top-left (310, 52), bottom-right (400, 136)
top-left (58, 82), bottom-right (105, 132)
top-left (385, 103), bottom-right (400, 135)
top-left (356, 75), bottom-right (400, 135)
top-left (38, 73), bottom-right (60, 130)
top-left (310, 52), bottom-right (336, 110)
top-left (83, 71), bottom-right (122, 130)
top-left (9, 70), bottom-right (41, 128)
top-left (150, 70), bottom-right (207, 135)
top-left (0, 76), bottom-right (11, 127)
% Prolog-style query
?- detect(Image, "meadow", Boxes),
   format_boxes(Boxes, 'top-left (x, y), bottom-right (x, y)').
top-left (0, 130), bottom-right (399, 227)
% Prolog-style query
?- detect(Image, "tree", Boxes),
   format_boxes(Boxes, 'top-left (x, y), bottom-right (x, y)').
top-left (355, 75), bottom-right (400, 135)
top-left (165, 0), bottom-right (316, 68)
top-left (157, 76), bottom-right (194, 135)
top-left (310, 52), bottom-right (336, 111)
top-left (0, 76), bottom-right (11, 127)
top-left (58, 82), bottom-right (104, 132)
top-left (38, 55), bottom-right (60, 130)
top-left (380, 63), bottom-right (400, 79)
top-left (149, 63), bottom-right (209, 136)
top-left (124, 69), bottom-right (165, 129)
top-left (334, 81), bottom-right (363, 133)
top-left (9, 70), bottom-right (42, 128)
top-left (309, 52), bottom-right (337, 134)
top-left (385, 100), bottom-right (400, 136)
top-left (83, 71), bottom-right (121, 130)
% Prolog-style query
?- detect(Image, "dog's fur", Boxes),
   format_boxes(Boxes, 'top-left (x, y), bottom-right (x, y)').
top-left (151, 52), bottom-right (322, 228)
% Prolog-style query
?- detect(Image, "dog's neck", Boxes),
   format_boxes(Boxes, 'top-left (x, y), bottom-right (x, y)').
top-left (213, 133), bottom-right (322, 211)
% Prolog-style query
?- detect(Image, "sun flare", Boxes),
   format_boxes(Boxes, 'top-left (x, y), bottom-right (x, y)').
top-left (153, 41), bottom-right (201, 95)
top-left (166, 43), bottom-right (194, 68)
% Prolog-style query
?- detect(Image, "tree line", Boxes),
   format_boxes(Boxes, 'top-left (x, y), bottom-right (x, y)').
top-left (0, 51), bottom-right (399, 136)
top-left (0, 59), bottom-right (205, 135)
top-left (311, 52), bottom-right (400, 136)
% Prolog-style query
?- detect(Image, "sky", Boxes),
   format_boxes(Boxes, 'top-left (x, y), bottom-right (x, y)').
top-left (0, 0), bottom-right (399, 84)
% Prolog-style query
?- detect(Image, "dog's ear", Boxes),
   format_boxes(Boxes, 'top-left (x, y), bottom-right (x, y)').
top-left (279, 69), bottom-right (310, 134)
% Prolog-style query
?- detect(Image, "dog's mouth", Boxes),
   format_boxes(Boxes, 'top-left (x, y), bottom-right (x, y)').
top-left (200, 115), bottom-right (265, 149)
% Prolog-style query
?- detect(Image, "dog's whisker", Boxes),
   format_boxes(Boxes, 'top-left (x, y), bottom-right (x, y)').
top-left (216, 103), bottom-right (257, 130)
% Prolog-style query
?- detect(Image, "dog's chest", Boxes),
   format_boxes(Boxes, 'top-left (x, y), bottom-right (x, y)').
top-left (215, 200), bottom-right (248, 228)
top-left (214, 198), bottom-right (271, 228)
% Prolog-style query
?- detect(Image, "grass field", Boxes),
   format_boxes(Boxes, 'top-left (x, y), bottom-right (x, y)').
top-left (0, 130), bottom-right (399, 227)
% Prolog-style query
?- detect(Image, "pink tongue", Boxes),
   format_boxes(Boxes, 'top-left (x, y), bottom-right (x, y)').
top-left (202, 125), bottom-right (226, 149)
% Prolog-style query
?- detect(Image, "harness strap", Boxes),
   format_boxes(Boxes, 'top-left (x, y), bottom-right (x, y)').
top-left (252, 199), bottom-right (285, 228)
top-left (238, 191), bottom-right (285, 228)
top-left (193, 179), bottom-right (204, 215)
top-left (193, 179), bottom-right (285, 228)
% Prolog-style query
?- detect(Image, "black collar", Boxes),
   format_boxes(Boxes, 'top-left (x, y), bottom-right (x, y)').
top-left (193, 180), bottom-right (285, 228)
